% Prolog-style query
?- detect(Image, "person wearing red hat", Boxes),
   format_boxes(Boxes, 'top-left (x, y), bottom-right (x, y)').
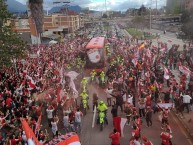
top-left (142, 136), bottom-right (153, 145)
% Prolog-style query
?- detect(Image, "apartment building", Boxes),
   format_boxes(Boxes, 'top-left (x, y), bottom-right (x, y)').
top-left (12, 14), bottom-right (85, 34)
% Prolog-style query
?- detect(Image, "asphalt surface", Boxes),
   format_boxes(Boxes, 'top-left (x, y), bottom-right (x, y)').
top-left (79, 83), bottom-right (192, 145)
top-left (78, 27), bottom-right (192, 145)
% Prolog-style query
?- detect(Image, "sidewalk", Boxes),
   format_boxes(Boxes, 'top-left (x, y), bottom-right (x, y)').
top-left (171, 69), bottom-right (193, 138)
top-left (174, 110), bottom-right (193, 138)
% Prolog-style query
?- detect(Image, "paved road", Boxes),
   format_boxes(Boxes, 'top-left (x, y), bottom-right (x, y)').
top-left (78, 27), bottom-right (193, 145)
top-left (144, 29), bottom-right (185, 51)
top-left (79, 83), bottom-right (192, 145)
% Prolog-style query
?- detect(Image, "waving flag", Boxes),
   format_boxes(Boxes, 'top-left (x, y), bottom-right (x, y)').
top-left (57, 87), bottom-right (66, 102)
top-left (35, 113), bottom-right (42, 134)
top-left (66, 71), bottom-right (79, 81)
top-left (27, 76), bottom-right (36, 89)
top-left (48, 132), bottom-right (81, 145)
top-left (179, 65), bottom-right (191, 76)
top-left (164, 67), bottom-right (170, 80)
top-left (146, 49), bottom-right (151, 58)
top-left (113, 117), bottom-right (127, 137)
top-left (21, 119), bottom-right (40, 145)
top-left (132, 49), bottom-right (139, 66)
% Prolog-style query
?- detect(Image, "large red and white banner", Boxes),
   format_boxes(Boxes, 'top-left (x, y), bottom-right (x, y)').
top-left (158, 103), bottom-right (173, 108)
top-left (113, 117), bottom-right (127, 137)
top-left (21, 119), bottom-right (40, 145)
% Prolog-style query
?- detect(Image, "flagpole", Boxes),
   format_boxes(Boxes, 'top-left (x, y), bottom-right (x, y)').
top-left (150, 0), bottom-right (152, 30)
top-left (92, 105), bottom-right (96, 128)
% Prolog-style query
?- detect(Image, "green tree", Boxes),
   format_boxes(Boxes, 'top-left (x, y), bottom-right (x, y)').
top-left (29, 0), bottom-right (44, 35)
top-left (0, 0), bottom-right (26, 66)
top-left (131, 16), bottom-right (148, 29)
top-left (138, 5), bottom-right (147, 16)
top-left (181, 9), bottom-right (193, 42)
top-left (102, 13), bottom-right (108, 18)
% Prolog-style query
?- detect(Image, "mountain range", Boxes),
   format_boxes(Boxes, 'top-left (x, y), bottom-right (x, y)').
top-left (6, 0), bottom-right (27, 13)
top-left (6, 0), bottom-right (83, 13)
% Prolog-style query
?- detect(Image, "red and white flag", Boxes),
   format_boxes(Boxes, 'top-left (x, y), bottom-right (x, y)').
top-left (57, 135), bottom-right (81, 145)
top-left (27, 76), bottom-right (36, 89)
top-left (113, 117), bottom-right (127, 137)
top-left (132, 50), bottom-right (139, 66)
top-left (179, 65), bottom-right (191, 76)
top-left (164, 67), bottom-right (170, 80)
top-left (146, 49), bottom-right (151, 58)
top-left (57, 87), bottom-right (66, 102)
top-left (21, 119), bottom-right (40, 145)
top-left (35, 113), bottom-right (42, 134)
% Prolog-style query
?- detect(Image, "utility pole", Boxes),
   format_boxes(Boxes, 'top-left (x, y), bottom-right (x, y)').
top-left (150, 0), bottom-right (152, 30)
top-left (156, 0), bottom-right (157, 20)
top-left (105, 0), bottom-right (107, 17)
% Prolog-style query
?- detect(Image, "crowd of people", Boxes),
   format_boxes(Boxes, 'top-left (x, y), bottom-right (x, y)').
top-left (0, 22), bottom-right (192, 145)
top-left (0, 31), bottom-right (91, 144)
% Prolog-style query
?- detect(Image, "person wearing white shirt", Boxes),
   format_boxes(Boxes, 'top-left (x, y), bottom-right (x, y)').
top-left (182, 94), bottom-right (192, 113)
top-left (105, 88), bottom-right (113, 106)
top-left (22, 131), bottom-right (27, 145)
top-left (46, 105), bottom-right (54, 127)
top-left (74, 108), bottom-right (83, 133)
top-left (51, 116), bottom-right (59, 136)
top-left (63, 113), bottom-right (70, 133)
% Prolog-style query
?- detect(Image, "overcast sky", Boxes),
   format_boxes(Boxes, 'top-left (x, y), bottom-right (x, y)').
top-left (16, 0), bottom-right (166, 11)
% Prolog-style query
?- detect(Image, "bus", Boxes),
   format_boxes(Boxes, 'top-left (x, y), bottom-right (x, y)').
top-left (85, 37), bottom-right (106, 72)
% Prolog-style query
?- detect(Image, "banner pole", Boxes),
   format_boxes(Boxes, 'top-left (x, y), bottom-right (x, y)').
top-left (92, 105), bottom-right (96, 128)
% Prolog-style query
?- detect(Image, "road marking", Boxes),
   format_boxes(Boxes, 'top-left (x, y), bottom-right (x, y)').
top-left (171, 112), bottom-right (193, 145)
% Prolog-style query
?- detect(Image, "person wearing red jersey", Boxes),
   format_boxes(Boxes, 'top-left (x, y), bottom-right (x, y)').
top-left (161, 107), bottom-right (169, 129)
top-left (109, 129), bottom-right (121, 145)
top-left (131, 125), bottom-right (140, 140)
top-left (160, 129), bottom-right (172, 145)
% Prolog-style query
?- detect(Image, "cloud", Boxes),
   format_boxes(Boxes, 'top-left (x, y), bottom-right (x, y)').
top-left (16, 0), bottom-right (166, 11)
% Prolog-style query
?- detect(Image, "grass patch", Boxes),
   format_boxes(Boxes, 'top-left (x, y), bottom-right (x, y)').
top-left (127, 28), bottom-right (156, 40)
top-left (127, 28), bottom-right (143, 39)
top-left (104, 25), bottom-right (110, 31)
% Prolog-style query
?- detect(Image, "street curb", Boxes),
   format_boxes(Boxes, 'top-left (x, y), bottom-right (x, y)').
top-left (172, 110), bottom-right (193, 138)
